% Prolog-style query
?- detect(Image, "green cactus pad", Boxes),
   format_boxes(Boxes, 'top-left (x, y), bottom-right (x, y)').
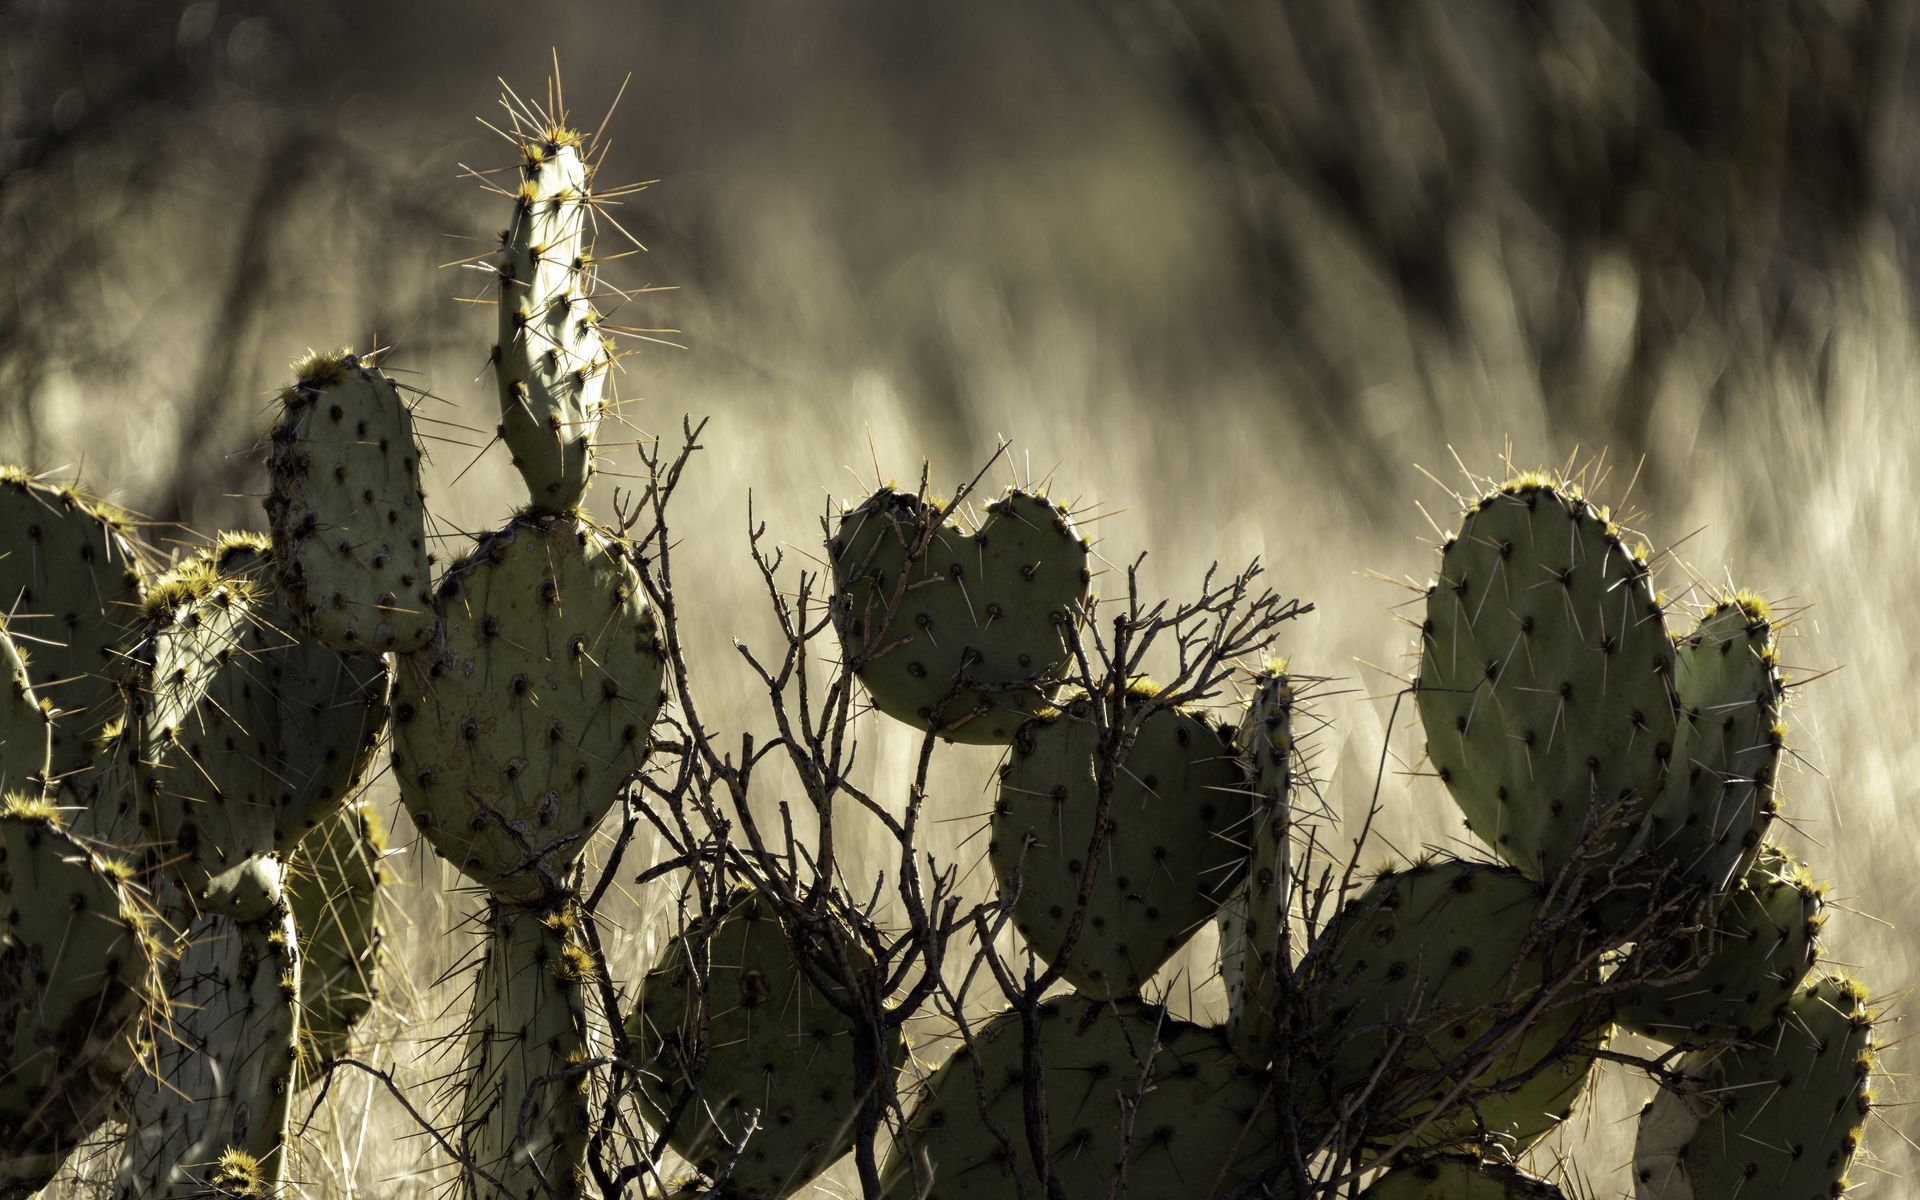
top-left (1616, 845), bottom-right (1822, 1044)
top-left (1302, 858), bottom-right (1606, 1156)
top-left (1220, 665), bottom-right (1295, 1066)
top-left (0, 622), bottom-right (50, 797)
top-left (1634, 973), bottom-right (1875, 1200)
top-left (629, 888), bottom-right (905, 1198)
top-left (992, 685), bottom-right (1246, 997)
top-left (117, 904), bottom-right (301, 1200)
top-left (1638, 595), bottom-right (1783, 898)
top-left (0, 799), bottom-right (161, 1191)
top-left (880, 995), bottom-right (1279, 1199)
top-left (1417, 479), bottom-right (1676, 881)
top-left (495, 131), bottom-right (610, 513)
top-left (130, 536), bottom-right (390, 915)
top-left (393, 511), bottom-right (664, 900)
top-left (830, 486), bottom-right (1089, 744)
top-left (457, 899), bottom-right (594, 1200)
top-left (1359, 1154), bottom-right (1566, 1198)
top-left (265, 349), bottom-right (435, 654)
top-left (287, 801), bottom-right (387, 1065)
top-left (0, 469), bottom-right (147, 793)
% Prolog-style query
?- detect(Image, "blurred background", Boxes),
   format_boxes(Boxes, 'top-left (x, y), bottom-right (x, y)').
top-left (6, 1), bottom-right (1917, 1195)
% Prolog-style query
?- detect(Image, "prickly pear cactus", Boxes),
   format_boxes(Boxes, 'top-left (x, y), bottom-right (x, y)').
top-left (1360, 1154), bottom-right (1567, 1198)
top-left (1218, 663), bottom-right (1295, 1066)
top-left (1633, 972), bottom-right (1875, 1200)
top-left (287, 800), bottom-right (387, 1065)
top-left (0, 622), bottom-right (50, 797)
top-left (393, 510), bottom-right (664, 900)
top-left (1417, 479), bottom-right (1676, 882)
top-left (1616, 844), bottom-right (1822, 1044)
top-left (266, 349), bottom-right (435, 654)
top-left (830, 487), bottom-right (1089, 744)
top-left (129, 534), bottom-right (389, 916)
top-left (881, 995), bottom-right (1278, 1199)
top-left (494, 126), bottom-right (612, 513)
top-left (1638, 594), bottom-right (1783, 898)
top-left (628, 888), bottom-right (904, 1199)
top-left (456, 900), bottom-right (594, 1200)
top-left (0, 469), bottom-right (147, 792)
top-left (0, 797), bottom-right (161, 1196)
top-left (992, 683), bottom-right (1246, 997)
top-left (1302, 858), bottom-right (1606, 1156)
top-left (117, 904), bottom-right (301, 1200)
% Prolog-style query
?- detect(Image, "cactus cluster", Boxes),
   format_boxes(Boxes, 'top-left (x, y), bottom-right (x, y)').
top-left (0, 75), bottom-right (1894, 1200)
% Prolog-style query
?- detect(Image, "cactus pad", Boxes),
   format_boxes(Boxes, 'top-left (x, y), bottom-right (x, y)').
top-left (880, 995), bottom-right (1278, 1199)
top-left (117, 904), bottom-right (301, 1200)
top-left (1418, 479), bottom-right (1676, 881)
top-left (287, 800), bottom-right (387, 1065)
top-left (1638, 594), bottom-right (1783, 898)
top-left (629, 888), bottom-right (904, 1198)
top-left (1302, 858), bottom-right (1605, 1155)
top-left (456, 900), bottom-right (593, 1200)
top-left (992, 685), bottom-right (1246, 997)
top-left (0, 799), bottom-right (161, 1191)
top-left (0, 469), bottom-right (146, 792)
top-left (495, 130), bottom-right (610, 513)
top-left (1219, 664), bottom-right (1295, 1065)
top-left (0, 622), bottom-right (50, 797)
top-left (1360, 1155), bottom-right (1567, 1198)
top-left (1616, 845), bottom-right (1822, 1044)
top-left (393, 511), bottom-right (664, 900)
top-left (830, 487), bottom-right (1089, 744)
top-left (266, 349), bottom-right (435, 654)
top-left (1633, 973), bottom-right (1875, 1200)
top-left (130, 536), bottom-right (389, 915)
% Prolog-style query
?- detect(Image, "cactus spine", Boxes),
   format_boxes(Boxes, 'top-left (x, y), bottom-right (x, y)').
top-left (0, 622), bottom-right (50, 798)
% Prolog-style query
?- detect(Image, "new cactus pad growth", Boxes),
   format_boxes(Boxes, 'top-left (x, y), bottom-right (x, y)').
top-left (1639, 594), bottom-right (1783, 899)
top-left (830, 487), bottom-right (1090, 744)
top-left (1615, 844), bottom-right (1823, 1044)
top-left (456, 900), bottom-right (594, 1200)
top-left (0, 469), bottom-right (147, 792)
top-left (992, 683), bottom-right (1247, 997)
top-left (495, 126), bottom-right (611, 513)
top-left (1302, 858), bottom-right (1605, 1155)
top-left (1418, 479), bottom-right (1676, 883)
top-left (287, 800), bottom-right (387, 1065)
top-left (117, 905), bottom-right (302, 1200)
top-left (393, 510), bottom-right (664, 900)
top-left (0, 622), bottom-right (50, 797)
top-left (1218, 663), bottom-right (1296, 1066)
top-left (0, 800), bottom-right (161, 1196)
top-left (628, 888), bottom-right (905, 1199)
top-left (881, 995), bottom-right (1279, 1199)
top-left (266, 349), bottom-right (435, 654)
top-left (1633, 972), bottom-right (1876, 1200)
